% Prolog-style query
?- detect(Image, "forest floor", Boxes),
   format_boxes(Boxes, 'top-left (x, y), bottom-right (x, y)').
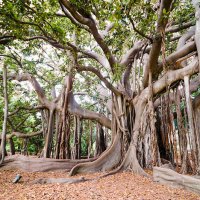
top-left (0, 169), bottom-right (200, 200)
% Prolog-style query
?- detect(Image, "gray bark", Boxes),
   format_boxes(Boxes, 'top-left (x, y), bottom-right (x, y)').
top-left (154, 167), bottom-right (200, 194)
top-left (192, 0), bottom-right (200, 73)
top-left (0, 64), bottom-right (8, 164)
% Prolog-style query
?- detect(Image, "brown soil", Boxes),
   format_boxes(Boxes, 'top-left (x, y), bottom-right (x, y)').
top-left (0, 169), bottom-right (199, 200)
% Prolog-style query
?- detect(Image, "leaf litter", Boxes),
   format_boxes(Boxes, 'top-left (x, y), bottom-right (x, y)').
top-left (0, 169), bottom-right (199, 200)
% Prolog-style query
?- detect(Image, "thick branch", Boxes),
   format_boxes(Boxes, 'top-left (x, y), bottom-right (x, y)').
top-left (67, 42), bottom-right (109, 68)
top-left (7, 73), bottom-right (50, 107)
top-left (76, 64), bottom-right (120, 95)
top-left (166, 21), bottom-right (195, 33)
top-left (177, 26), bottom-right (196, 50)
top-left (153, 60), bottom-right (198, 95)
top-left (99, 22), bottom-right (114, 38)
top-left (120, 41), bottom-right (143, 67)
top-left (136, 59), bottom-right (198, 105)
top-left (1, 130), bottom-right (43, 140)
top-left (60, 0), bottom-right (117, 72)
top-left (59, 2), bottom-right (90, 32)
top-left (88, 23), bottom-right (117, 72)
top-left (159, 41), bottom-right (196, 69)
top-left (143, 0), bottom-right (173, 87)
top-left (68, 94), bottom-right (111, 129)
top-left (0, 35), bottom-right (15, 45)
top-left (59, 0), bottom-right (91, 25)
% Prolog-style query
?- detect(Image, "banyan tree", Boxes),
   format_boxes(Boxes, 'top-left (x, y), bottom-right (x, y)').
top-left (1, 0), bottom-right (200, 176)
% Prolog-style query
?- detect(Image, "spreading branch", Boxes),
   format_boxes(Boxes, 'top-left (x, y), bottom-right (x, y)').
top-left (136, 59), bottom-right (198, 106)
top-left (158, 41), bottom-right (196, 69)
top-left (7, 73), bottom-right (51, 108)
top-left (60, 0), bottom-right (117, 72)
top-left (0, 35), bottom-right (15, 45)
top-left (1, 130), bottom-right (43, 140)
top-left (67, 42), bottom-right (110, 68)
top-left (8, 106), bottom-right (44, 116)
top-left (166, 21), bottom-right (195, 33)
top-left (143, 0), bottom-right (173, 87)
top-left (59, 2), bottom-right (90, 32)
top-left (99, 22), bottom-right (114, 39)
top-left (120, 41), bottom-right (144, 67)
top-left (68, 94), bottom-right (111, 129)
top-left (76, 64), bottom-right (120, 95)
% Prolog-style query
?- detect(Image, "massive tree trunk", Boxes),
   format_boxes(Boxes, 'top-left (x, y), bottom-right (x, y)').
top-left (2, 0), bottom-right (200, 180)
top-left (70, 59), bottom-right (199, 176)
top-left (70, 93), bottom-right (158, 176)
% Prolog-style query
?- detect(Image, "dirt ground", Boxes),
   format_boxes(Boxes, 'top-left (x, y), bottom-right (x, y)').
top-left (0, 169), bottom-right (200, 200)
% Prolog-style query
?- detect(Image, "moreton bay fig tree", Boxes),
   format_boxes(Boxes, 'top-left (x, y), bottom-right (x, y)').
top-left (1, 0), bottom-right (200, 176)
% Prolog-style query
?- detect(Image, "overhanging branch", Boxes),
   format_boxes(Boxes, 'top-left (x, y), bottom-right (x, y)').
top-left (7, 73), bottom-right (51, 108)
top-left (1, 130), bottom-right (43, 140)
top-left (68, 94), bottom-right (111, 129)
top-left (60, 0), bottom-right (117, 73)
top-left (76, 64), bottom-right (120, 95)
top-left (166, 21), bottom-right (195, 33)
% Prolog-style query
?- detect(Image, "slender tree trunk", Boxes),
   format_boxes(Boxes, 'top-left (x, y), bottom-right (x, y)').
top-left (184, 76), bottom-right (198, 172)
top-left (9, 138), bottom-right (15, 155)
top-left (78, 118), bottom-right (82, 159)
top-left (87, 121), bottom-right (93, 158)
top-left (41, 109), bottom-right (49, 138)
top-left (43, 109), bottom-right (55, 158)
top-left (72, 116), bottom-right (78, 159)
top-left (0, 64), bottom-right (8, 164)
top-left (95, 123), bottom-right (106, 157)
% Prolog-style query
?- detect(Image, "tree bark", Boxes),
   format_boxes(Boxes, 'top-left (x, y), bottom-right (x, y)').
top-left (192, 0), bottom-right (200, 73)
top-left (43, 109), bottom-right (55, 158)
top-left (0, 155), bottom-right (96, 172)
top-left (0, 64), bottom-right (8, 164)
top-left (184, 76), bottom-right (198, 172)
top-left (154, 167), bottom-right (200, 194)
top-left (9, 138), bottom-right (15, 155)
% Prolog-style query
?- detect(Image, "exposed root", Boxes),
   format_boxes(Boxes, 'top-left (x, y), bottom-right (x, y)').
top-left (121, 143), bottom-right (150, 177)
top-left (153, 167), bottom-right (200, 194)
top-left (0, 155), bottom-right (95, 172)
top-left (99, 142), bottom-right (152, 179)
top-left (31, 177), bottom-right (89, 184)
top-left (99, 165), bottom-right (123, 179)
top-left (69, 133), bottom-right (122, 176)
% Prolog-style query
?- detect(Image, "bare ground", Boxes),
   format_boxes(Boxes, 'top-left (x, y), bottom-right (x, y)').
top-left (0, 169), bottom-right (200, 200)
